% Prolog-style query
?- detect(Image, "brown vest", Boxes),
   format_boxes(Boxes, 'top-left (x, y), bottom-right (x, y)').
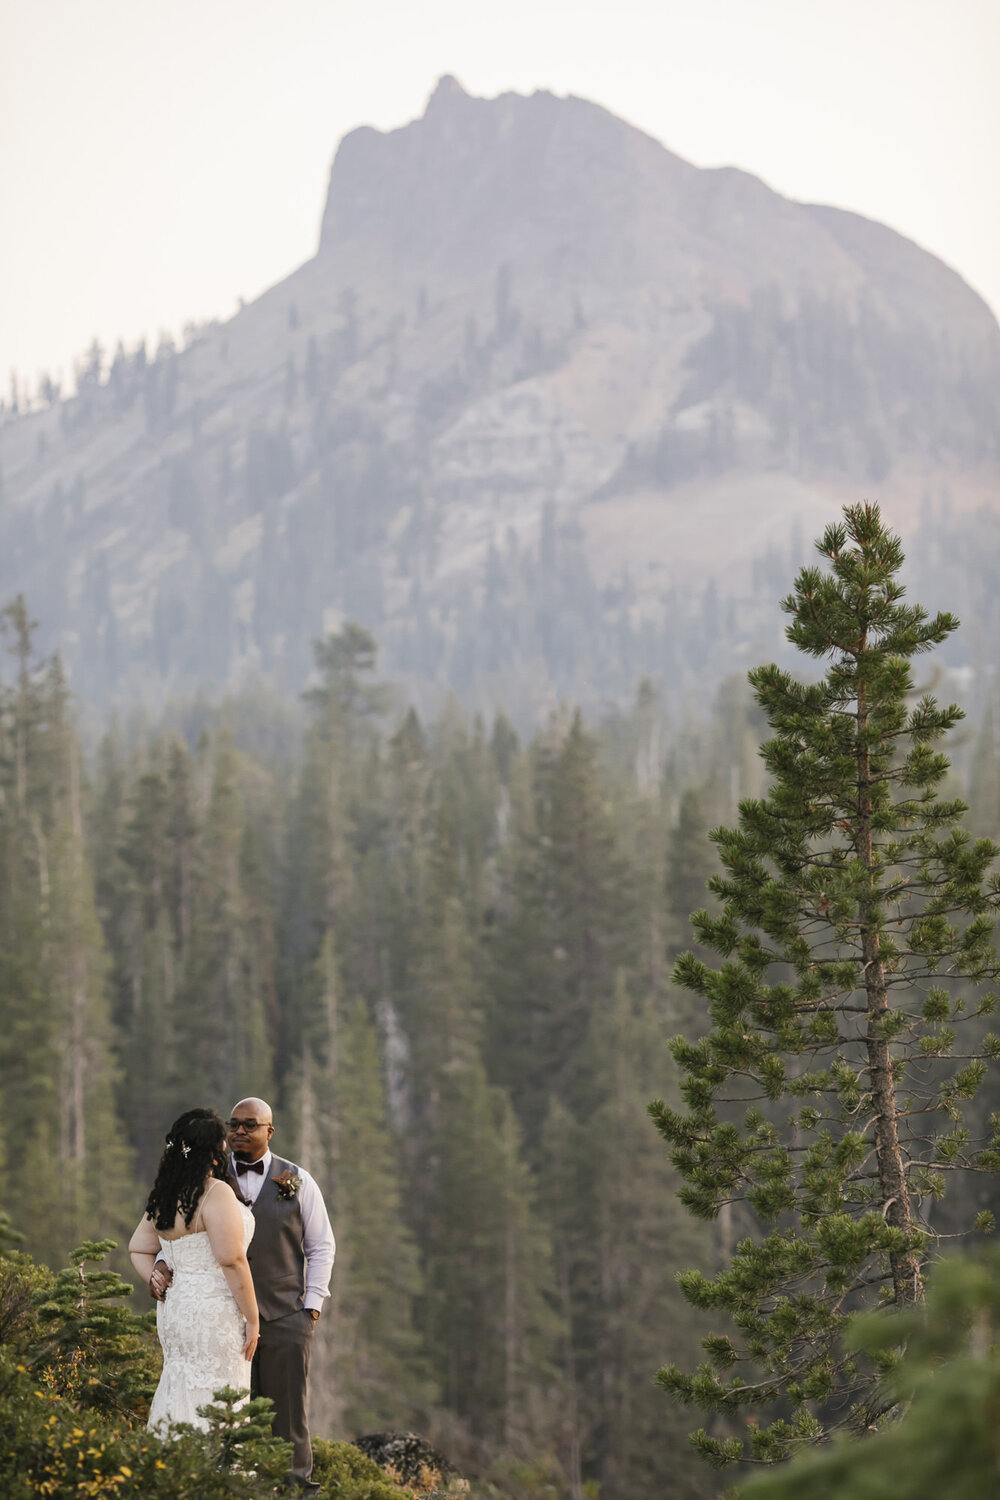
top-left (244, 1153), bottom-right (307, 1322)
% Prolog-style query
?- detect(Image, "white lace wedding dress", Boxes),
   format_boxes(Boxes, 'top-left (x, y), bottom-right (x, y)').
top-left (147, 1196), bottom-right (256, 1434)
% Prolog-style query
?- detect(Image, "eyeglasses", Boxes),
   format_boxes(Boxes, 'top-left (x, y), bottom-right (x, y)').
top-left (226, 1118), bottom-right (270, 1133)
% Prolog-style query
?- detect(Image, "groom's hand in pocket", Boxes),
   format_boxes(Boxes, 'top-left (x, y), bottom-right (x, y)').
top-left (149, 1265), bottom-right (173, 1301)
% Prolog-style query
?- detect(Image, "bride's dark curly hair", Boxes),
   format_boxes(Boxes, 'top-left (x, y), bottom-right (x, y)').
top-left (145, 1108), bottom-right (238, 1230)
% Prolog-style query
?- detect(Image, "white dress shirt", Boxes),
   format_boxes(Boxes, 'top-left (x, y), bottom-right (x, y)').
top-left (232, 1150), bottom-right (336, 1313)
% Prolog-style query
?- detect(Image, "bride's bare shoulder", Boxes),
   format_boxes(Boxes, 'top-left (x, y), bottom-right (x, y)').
top-left (158, 1180), bottom-right (239, 1238)
top-left (201, 1179), bottom-right (241, 1214)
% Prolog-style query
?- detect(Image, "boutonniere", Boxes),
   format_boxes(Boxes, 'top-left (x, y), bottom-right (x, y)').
top-left (273, 1169), bottom-right (303, 1200)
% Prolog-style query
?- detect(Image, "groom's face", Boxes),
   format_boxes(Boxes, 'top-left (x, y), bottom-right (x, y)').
top-left (227, 1107), bottom-right (274, 1163)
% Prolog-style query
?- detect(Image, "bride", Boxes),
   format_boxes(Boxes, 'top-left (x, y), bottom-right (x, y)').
top-left (129, 1107), bottom-right (259, 1433)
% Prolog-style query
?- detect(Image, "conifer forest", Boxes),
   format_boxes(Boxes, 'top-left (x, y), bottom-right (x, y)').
top-left (3, 506), bottom-right (1000, 1500)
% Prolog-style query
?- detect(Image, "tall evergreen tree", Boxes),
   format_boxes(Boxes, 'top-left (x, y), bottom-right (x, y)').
top-left (174, 736), bottom-right (274, 1107)
top-left (281, 625), bottom-right (385, 1073)
top-left (91, 731), bottom-right (202, 1178)
top-left (488, 713), bottom-right (631, 1142)
top-left (652, 503), bottom-right (1000, 1465)
top-left (43, 659), bottom-right (133, 1252)
top-left (113, 751), bottom-right (181, 1174)
top-left (0, 601), bottom-right (53, 1225)
top-left (0, 605), bottom-right (132, 1262)
top-left (323, 995), bottom-right (430, 1435)
top-left (569, 978), bottom-right (716, 1499)
top-left (421, 1055), bottom-right (561, 1452)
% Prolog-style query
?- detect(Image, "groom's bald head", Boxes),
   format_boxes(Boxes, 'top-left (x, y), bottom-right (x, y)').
top-left (231, 1097), bottom-right (273, 1123)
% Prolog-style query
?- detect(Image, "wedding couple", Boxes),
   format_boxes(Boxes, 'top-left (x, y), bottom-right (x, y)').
top-left (129, 1098), bottom-right (335, 1491)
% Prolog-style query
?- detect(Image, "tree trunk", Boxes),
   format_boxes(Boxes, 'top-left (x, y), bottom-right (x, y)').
top-left (857, 677), bottom-right (922, 1305)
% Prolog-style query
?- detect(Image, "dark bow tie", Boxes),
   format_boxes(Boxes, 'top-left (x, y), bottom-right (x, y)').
top-left (237, 1160), bottom-right (266, 1175)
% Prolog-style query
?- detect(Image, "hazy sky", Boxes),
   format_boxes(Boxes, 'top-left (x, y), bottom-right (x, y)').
top-left (2, 0), bottom-right (998, 393)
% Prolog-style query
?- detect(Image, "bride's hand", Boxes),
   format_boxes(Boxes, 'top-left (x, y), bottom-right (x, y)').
top-left (242, 1322), bottom-right (259, 1361)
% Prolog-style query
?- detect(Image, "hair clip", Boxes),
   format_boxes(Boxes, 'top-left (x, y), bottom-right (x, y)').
top-left (181, 1142), bottom-right (191, 1158)
top-left (166, 1137), bottom-right (175, 1151)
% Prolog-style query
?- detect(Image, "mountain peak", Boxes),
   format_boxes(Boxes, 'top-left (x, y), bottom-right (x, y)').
top-left (424, 74), bottom-right (470, 115)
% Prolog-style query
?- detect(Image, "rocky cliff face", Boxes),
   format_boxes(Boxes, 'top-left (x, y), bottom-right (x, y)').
top-left (2, 77), bottom-right (998, 718)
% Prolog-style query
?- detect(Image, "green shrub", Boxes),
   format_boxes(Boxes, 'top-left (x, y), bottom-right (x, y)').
top-left (312, 1437), bottom-right (420, 1498)
top-left (0, 1248), bottom-right (52, 1349)
top-left (25, 1239), bottom-right (161, 1418)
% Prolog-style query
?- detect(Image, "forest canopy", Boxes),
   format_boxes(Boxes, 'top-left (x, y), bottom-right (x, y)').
top-left (1, 505), bottom-right (999, 1496)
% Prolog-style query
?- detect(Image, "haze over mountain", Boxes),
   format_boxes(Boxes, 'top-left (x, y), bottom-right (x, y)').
top-left (2, 76), bottom-right (998, 720)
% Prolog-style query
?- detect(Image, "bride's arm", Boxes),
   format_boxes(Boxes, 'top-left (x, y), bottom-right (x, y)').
top-left (129, 1215), bottom-right (161, 1282)
top-left (203, 1183), bottom-right (260, 1360)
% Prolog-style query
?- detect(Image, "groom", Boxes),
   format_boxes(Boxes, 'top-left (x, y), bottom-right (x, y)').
top-left (151, 1096), bottom-right (335, 1491)
top-left (228, 1097), bottom-right (335, 1492)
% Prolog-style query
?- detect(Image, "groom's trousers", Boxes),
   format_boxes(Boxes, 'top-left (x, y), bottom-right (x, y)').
top-left (252, 1308), bottom-right (316, 1483)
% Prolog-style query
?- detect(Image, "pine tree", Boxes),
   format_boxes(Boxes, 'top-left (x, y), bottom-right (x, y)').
top-left (651, 503), bottom-right (1000, 1465)
top-left (90, 730), bottom-right (203, 1179)
top-left (42, 659), bottom-right (133, 1256)
top-left (174, 735), bottom-right (274, 1107)
top-left (387, 746), bottom-right (564, 1455)
top-left (536, 977), bottom-right (717, 1500)
top-left (421, 1055), bottom-right (561, 1450)
top-left (0, 606), bottom-right (62, 1254)
top-left (324, 996), bottom-right (430, 1435)
top-left (113, 750), bottom-right (182, 1175)
top-left (571, 979), bottom-right (716, 1499)
top-left (379, 707), bottom-right (433, 1022)
top-left (0, 608), bottom-right (133, 1263)
top-left (488, 713), bottom-right (631, 1143)
top-left (281, 625), bottom-right (385, 1066)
